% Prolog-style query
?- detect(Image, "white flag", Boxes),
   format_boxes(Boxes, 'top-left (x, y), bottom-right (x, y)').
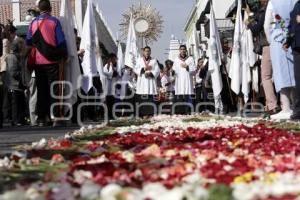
top-left (59, 0), bottom-right (81, 109)
top-left (124, 14), bottom-right (138, 69)
top-left (241, 12), bottom-right (258, 102)
top-left (229, 0), bottom-right (243, 95)
top-left (117, 42), bottom-right (124, 76)
top-left (245, 12), bottom-right (257, 68)
top-left (208, 5), bottom-right (223, 98)
top-left (117, 42), bottom-right (126, 100)
top-left (90, 0), bottom-right (106, 93)
top-left (80, 0), bottom-right (103, 93)
top-left (193, 27), bottom-right (201, 62)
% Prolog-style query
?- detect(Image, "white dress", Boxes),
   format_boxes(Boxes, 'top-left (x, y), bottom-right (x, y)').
top-left (173, 57), bottom-right (196, 95)
top-left (264, 0), bottom-right (296, 92)
top-left (134, 57), bottom-right (160, 95)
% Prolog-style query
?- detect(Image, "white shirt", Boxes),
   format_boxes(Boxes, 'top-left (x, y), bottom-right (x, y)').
top-left (134, 57), bottom-right (160, 95)
top-left (161, 73), bottom-right (175, 92)
top-left (103, 63), bottom-right (119, 96)
top-left (173, 56), bottom-right (196, 95)
top-left (195, 69), bottom-right (203, 85)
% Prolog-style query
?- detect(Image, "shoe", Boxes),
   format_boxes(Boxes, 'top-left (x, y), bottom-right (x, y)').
top-left (271, 110), bottom-right (293, 120)
top-left (214, 109), bottom-right (225, 116)
top-left (31, 123), bottom-right (38, 127)
top-left (38, 122), bottom-right (46, 127)
top-left (52, 120), bottom-right (65, 127)
top-left (214, 109), bottom-right (220, 115)
top-left (11, 122), bottom-right (22, 127)
top-left (52, 121), bottom-right (58, 127)
top-left (37, 117), bottom-right (45, 127)
top-left (267, 107), bottom-right (281, 115)
top-left (37, 117), bottom-right (52, 127)
top-left (219, 110), bottom-right (226, 115)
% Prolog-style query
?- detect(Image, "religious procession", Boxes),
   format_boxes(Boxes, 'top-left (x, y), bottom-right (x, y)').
top-left (2, 0), bottom-right (300, 199)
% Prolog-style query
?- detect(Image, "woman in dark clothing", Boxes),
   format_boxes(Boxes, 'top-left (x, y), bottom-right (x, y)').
top-left (1, 23), bottom-right (17, 124)
top-left (284, 0), bottom-right (300, 120)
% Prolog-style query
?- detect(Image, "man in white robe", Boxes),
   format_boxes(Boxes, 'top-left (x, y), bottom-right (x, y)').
top-left (134, 46), bottom-right (159, 117)
top-left (173, 45), bottom-right (196, 114)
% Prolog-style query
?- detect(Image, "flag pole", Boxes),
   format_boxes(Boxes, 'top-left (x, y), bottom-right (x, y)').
top-left (222, 56), bottom-right (235, 107)
top-left (58, 60), bottom-right (65, 118)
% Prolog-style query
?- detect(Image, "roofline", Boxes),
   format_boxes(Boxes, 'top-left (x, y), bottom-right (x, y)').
top-left (184, 5), bottom-right (197, 32)
top-left (95, 8), bottom-right (117, 46)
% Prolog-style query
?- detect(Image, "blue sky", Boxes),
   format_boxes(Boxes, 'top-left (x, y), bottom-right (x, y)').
top-left (99, 0), bottom-right (194, 62)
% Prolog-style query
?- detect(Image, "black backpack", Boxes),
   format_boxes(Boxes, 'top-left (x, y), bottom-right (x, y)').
top-left (32, 18), bottom-right (67, 62)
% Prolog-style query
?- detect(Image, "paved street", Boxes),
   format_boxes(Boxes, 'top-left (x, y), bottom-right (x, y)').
top-left (0, 125), bottom-right (79, 155)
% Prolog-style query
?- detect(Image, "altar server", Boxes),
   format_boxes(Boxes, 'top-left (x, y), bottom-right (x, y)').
top-left (173, 45), bottom-right (196, 114)
top-left (134, 46), bottom-right (159, 117)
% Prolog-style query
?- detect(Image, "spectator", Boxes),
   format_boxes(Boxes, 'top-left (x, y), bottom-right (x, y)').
top-left (264, 0), bottom-right (295, 120)
top-left (160, 60), bottom-right (175, 105)
top-left (26, 0), bottom-right (67, 126)
top-left (0, 22), bottom-right (17, 124)
top-left (5, 40), bottom-right (26, 126)
top-left (246, 0), bottom-right (280, 115)
top-left (194, 58), bottom-right (209, 112)
top-left (103, 53), bottom-right (119, 120)
top-left (284, 0), bottom-right (300, 120)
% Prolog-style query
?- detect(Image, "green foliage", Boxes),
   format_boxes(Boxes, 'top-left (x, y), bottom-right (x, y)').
top-left (208, 184), bottom-right (233, 200)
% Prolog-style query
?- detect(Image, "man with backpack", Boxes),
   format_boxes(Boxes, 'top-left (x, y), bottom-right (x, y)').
top-left (26, 0), bottom-right (67, 126)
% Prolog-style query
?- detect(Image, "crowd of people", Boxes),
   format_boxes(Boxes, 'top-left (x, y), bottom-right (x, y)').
top-left (245, 0), bottom-right (300, 120)
top-left (1, 0), bottom-right (300, 128)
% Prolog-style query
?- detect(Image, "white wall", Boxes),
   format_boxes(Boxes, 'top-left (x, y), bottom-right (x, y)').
top-left (185, 0), bottom-right (234, 59)
top-left (212, 0), bottom-right (234, 18)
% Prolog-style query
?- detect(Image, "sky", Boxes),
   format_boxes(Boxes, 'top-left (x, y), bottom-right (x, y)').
top-left (99, 0), bottom-right (194, 62)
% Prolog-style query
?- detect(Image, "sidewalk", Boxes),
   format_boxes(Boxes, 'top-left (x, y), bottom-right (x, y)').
top-left (0, 125), bottom-right (79, 155)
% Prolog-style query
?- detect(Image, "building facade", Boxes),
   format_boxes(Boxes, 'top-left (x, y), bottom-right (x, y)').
top-left (168, 35), bottom-right (181, 61)
top-left (0, 0), bottom-right (13, 25)
top-left (0, 0), bottom-right (62, 25)
top-left (184, 0), bottom-right (234, 60)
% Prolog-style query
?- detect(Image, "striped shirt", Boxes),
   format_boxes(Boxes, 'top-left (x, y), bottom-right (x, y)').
top-left (26, 13), bottom-right (66, 65)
